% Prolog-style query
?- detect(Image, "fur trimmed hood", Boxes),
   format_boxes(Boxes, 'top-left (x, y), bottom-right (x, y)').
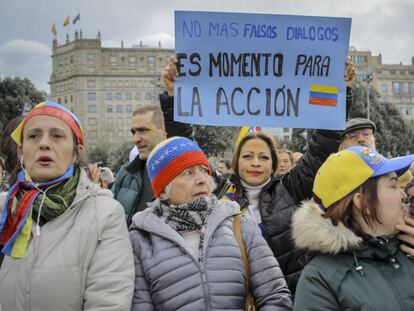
top-left (292, 200), bottom-right (363, 255)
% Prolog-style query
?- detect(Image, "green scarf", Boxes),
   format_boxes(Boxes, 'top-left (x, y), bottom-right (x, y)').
top-left (17, 167), bottom-right (81, 226)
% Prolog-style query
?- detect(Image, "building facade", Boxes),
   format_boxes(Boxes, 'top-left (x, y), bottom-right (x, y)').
top-left (349, 47), bottom-right (414, 121)
top-left (49, 34), bottom-right (173, 149)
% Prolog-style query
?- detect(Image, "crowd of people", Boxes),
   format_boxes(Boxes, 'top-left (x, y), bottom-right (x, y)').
top-left (1, 55), bottom-right (414, 310)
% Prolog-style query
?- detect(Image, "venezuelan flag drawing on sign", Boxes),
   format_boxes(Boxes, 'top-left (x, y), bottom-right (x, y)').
top-left (309, 84), bottom-right (339, 107)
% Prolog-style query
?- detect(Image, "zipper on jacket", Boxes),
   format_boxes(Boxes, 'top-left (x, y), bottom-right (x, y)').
top-left (200, 266), bottom-right (211, 311)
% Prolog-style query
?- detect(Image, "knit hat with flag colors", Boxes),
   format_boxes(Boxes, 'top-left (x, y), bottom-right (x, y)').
top-left (147, 137), bottom-right (210, 197)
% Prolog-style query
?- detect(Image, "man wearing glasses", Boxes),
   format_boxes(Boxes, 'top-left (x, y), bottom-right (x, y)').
top-left (339, 117), bottom-right (376, 150)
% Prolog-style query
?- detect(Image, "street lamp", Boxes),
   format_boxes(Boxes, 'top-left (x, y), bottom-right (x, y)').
top-left (365, 73), bottom-right (373, 119)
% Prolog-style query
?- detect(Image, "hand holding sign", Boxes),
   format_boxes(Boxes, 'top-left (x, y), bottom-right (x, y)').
top-left (161, 56), bottom-right (179, 96)
top-left (344, 56), bottom-right (356, 87)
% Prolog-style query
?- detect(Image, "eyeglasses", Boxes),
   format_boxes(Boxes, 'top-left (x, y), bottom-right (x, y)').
top-left (343, 129), bottom-right (374, 141)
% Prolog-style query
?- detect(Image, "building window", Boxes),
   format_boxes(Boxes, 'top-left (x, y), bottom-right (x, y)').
top-left (400, 70), bottom-right (406, 76)
top-left (393, 82), bottom-right (400, 95)
top-left (125, 93), bottom-right (132, 100)
top-left (402, 97), bottom-right (411, 104)
top-left (117, 130), bottom-right (124, 137)
top-left (115, 92), bottom-right (123, 100)
top-left (89, 130), bottom-right (97, 138)
top-left (87, 92), bottom-right (97, 100)
top-left (87, 80), bottom-right (96, 88)
top-left (390, 70), bottom-right (396, 75)
top-left (87, 53), bottom-right (95, 64)
top-left (135, 92), bottom-right (141, 100)
top-left (88, 105), bottom-right (97, 113)
top-left (110, 56), bottom-right (117, 66)
top-left (70, 95), bottom-right (73, 102)
top-left (126, 104), bottom-right (132, 112)
top-left (106, 92), bottom-right (113, 100)
top-left (107, 105), bottom-right (113, 113)
top-left (116, 105), bottom-right (123, 113)
top-left (145, 92), bottom-right (152, 100)
top-left (109, 131), bottom-right (114, 138)
top-left (58, 97), bottom-right (61, 104)
top-left (107, 117), bottom-right (113, 125)
top-left (129, 56), bottom-right (136, 66)
top-left (148, 56), bottom-right (155, 66)
top-left (381, 83), bottom-right (388, 93)
top-left (88, 118), bottom-right (97, 126)
top-left (402, 82), bottom-right (410, 96)
top-left (117, 117), bottom-right (123, 125)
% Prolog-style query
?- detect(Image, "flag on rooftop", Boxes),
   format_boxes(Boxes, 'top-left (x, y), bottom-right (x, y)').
top-left (63, 16), bottom-right (70, 26)
top-left (51, 23), bottom-right (57, 36)
top-left (72, 13), bottom-right (80, 25)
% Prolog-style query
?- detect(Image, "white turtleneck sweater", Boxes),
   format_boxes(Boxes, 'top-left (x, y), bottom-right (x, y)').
top-left (241, 178), bottom-right (271, 224)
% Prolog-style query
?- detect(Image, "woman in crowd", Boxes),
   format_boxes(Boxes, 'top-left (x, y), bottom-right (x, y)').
top-left (276, 148), bottom-right (294, 174)
top-left (0, 101), bottom-right (134, 310)
top-left (0, 115), bottom-right (24, 191)
top-left (129, 136), bottom-right (292, 310)
top-left (293, 146), bottom-right (414, 310)
top-left (160, 56), bottom-right (356, 294)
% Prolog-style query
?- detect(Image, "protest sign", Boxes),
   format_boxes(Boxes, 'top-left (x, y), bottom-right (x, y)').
top-left (174, 11), bottom-right (351, 129)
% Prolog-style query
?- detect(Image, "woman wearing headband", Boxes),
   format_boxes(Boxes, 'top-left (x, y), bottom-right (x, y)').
top-left (292, 146), bottom-right (414, 310)
top-left (0, 101), bottom-right (134, 310)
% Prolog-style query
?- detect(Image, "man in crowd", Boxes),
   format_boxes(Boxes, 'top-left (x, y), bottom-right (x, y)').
top-left (111, 106), bottom-right (167, 225)
top-left (217, 159), bottom-right (232, 176)
top-left (112, 89), bottom-right (193, 225)
top-left (339, 117), bottom-right (376, 150)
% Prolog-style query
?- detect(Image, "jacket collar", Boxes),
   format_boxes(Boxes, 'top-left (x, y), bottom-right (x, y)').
top-left (71, 168), bottom-right (113, 207)
top-left (292, 200), bottom-right (362, 255)
top-left (130, 198), bottom-right (240, 256)
top-left (356, 236), bottom-right (400, 260)
top-left (126, 154), bottom-right (146, 174)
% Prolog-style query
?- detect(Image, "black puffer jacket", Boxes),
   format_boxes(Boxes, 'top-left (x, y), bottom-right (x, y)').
top-left (216, 129), bottom-right (341, 294)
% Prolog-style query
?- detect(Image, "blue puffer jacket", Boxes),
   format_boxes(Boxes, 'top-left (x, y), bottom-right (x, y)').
top-left (129, 199), bottom-right (292, 311)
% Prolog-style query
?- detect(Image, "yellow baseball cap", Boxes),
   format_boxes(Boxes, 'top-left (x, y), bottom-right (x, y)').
top-left (314, 146), bottom-right (414, 210)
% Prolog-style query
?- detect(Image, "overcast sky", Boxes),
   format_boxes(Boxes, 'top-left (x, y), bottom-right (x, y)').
top-left (0, 0), bottom-right (413, 93)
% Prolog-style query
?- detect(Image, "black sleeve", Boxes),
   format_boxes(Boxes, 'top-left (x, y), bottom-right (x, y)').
top-left (281, 129), bottom-right (341, 202)
top-left (346, 86), bottom-right (353, 119)
top-left (159, 92), bottom-right (193, 139)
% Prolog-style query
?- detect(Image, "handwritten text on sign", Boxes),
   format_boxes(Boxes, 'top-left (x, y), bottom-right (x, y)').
top-left (174, 11), bottom-right (351, 129)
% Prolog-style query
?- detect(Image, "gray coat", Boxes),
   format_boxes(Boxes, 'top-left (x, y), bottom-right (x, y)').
top-left (129, 199), bottom-right (292, 311)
